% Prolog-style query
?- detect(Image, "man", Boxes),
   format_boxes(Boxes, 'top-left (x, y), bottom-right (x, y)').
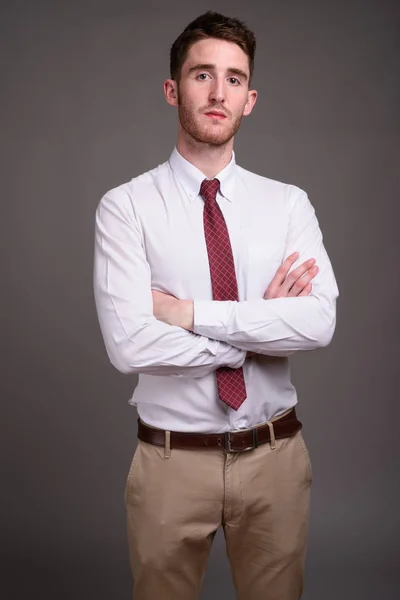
top-left (93, 11), bottom-right (338, 600)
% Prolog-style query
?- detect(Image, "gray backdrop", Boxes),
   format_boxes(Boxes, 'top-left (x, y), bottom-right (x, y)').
top-left (2, 0), bottom-right (399, 598)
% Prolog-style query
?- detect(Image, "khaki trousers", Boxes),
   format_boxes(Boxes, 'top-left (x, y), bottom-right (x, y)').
top-left (125, 412), bottom-right (312, 600)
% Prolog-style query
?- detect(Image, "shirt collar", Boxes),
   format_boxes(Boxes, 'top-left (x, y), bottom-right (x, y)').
top-left (168, 147), bottom-right (236, 203)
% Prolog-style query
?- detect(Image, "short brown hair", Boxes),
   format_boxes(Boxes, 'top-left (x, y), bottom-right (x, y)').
top-left (170, 11), bottom-right (256, 84)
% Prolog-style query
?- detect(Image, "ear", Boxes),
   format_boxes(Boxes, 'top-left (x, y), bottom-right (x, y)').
top-left (164, 79), bottom-right (179, 107)
top-left (243, 89), bottom-right (258, 116)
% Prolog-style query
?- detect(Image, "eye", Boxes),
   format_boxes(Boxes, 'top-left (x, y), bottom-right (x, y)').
top-left (197, 73), bottom-right (210, 81)
top-left (228, 77), bottom-right (240, 85)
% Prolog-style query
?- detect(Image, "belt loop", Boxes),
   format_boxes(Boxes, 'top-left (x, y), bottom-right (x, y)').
top-left (164, 430), bottom-right (171, 459)
top-left (266, 421), bottom-right (276, 450)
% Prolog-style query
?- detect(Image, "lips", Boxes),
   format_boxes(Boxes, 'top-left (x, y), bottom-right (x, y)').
top-left (204, 111), bottom-right (227, 119)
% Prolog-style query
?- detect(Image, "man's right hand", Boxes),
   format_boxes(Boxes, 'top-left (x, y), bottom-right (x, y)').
top-left (264, 252), bottom-right (319, 299)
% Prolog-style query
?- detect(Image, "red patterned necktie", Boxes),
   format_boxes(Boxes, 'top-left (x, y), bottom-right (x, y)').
top-left (200, 178), bottom-right (247, 411)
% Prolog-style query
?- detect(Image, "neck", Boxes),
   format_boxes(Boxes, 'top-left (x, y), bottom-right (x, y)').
top-left (176, 127), bottom-right (234, 179)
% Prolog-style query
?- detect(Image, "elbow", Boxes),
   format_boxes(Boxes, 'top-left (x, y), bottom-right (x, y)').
top-left (313, 313), bottom-right (337, 349)
top-left (103, 321), bottom-right (157, 375)
top-left (106, 342), bottom-right (144, 375)
top-left (306, 293), bottom-right (337, 350)
top-left (109, 352), bottom-right (138, 375)
top-left (107, 341), bottom-right (169, 376)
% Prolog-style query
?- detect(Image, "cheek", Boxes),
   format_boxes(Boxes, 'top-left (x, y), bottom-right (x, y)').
top-left (228, 90), bottom-right (249, 112)
top-left (179, 81), bottom-right (203, 99)
top-left (232, 101), bottom-right (248, 120)
top-left (179, 90), bottom-right (201, 111)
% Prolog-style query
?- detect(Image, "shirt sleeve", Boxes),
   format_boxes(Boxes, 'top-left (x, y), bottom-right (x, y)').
top-left (192, 185), bottom-right (339, 355)
top-left (93, 187), bottom-right (246, 377)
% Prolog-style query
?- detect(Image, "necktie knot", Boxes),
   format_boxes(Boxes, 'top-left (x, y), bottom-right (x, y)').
top-left (200, 178), bottom-right (220, 203)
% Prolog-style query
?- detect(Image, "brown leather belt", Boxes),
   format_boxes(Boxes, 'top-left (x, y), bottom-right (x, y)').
top-left (137, 407), bottom-right (302, 453)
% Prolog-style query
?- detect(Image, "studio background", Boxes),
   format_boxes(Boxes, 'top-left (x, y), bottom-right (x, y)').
top-left (2, 0), bottom-right (399, 598)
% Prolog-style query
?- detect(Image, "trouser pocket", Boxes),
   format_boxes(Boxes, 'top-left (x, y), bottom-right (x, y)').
top-left (124, 441), bottom-right (141, 502)
top-left (297, 431), bottom-right (313, 483)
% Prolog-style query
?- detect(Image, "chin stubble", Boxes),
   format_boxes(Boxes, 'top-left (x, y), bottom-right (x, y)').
top-left (177, 97), bottom-right (243, 146)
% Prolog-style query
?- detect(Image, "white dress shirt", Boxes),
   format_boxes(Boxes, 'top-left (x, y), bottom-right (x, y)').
top-left (93, 147), bottom-right (339, 433)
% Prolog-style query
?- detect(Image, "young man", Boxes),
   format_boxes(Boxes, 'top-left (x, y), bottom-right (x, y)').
top-left (93, 11), bottom-right (338, 600)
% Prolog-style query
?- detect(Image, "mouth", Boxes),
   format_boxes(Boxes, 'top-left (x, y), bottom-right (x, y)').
top-left (204, 111), bottom-right (227, 120)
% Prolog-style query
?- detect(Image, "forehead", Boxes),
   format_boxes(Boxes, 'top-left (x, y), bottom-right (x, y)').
top-left (183, 38), bottom-right (250, 74)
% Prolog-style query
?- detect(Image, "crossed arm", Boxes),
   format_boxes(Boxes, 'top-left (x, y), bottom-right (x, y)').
top-left (93, 186), bottom-right (338, 376)
top-left (152, 251), bottom-right (319, 335)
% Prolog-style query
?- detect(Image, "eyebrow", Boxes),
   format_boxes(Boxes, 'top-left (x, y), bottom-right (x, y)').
top-left (187, 63), bottom-right (248, 81)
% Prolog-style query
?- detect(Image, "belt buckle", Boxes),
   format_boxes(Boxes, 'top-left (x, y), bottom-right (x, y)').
top-left (224, 428), bottom-right (259, 453)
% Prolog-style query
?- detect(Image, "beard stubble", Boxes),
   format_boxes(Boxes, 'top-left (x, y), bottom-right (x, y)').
top-left (177, 91), bottom-right (244, 147)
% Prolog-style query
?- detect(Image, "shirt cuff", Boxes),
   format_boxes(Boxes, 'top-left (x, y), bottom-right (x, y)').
top-left (193, 299), bottom-right (230, 339)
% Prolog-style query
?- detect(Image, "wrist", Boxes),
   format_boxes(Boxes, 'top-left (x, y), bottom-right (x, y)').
top-left (180, 300), bottom-right (194, 331)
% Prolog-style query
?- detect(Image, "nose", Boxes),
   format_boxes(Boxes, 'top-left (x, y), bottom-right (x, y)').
top-left (209, 77), bottom-right (226, 104)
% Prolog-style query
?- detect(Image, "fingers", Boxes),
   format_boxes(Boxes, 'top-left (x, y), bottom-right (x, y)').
top-left (282, 259), bottom-right (318, 297)
top-left (287, 265), bottom-right (319, 297)
top-left (264, 253), bottom-right (319, 299)
top-left (282, 258), bottom-right (315, 292)
top-left (273, 252), bottom-right (300, 285)
top-left (298, 282), bottom-right (312, 297)
top-left (264, 252), bottom-right (299, 299)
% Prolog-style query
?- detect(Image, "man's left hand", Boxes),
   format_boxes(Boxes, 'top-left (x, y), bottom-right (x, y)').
top-left (152, 290), bottom-right (194, 330)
